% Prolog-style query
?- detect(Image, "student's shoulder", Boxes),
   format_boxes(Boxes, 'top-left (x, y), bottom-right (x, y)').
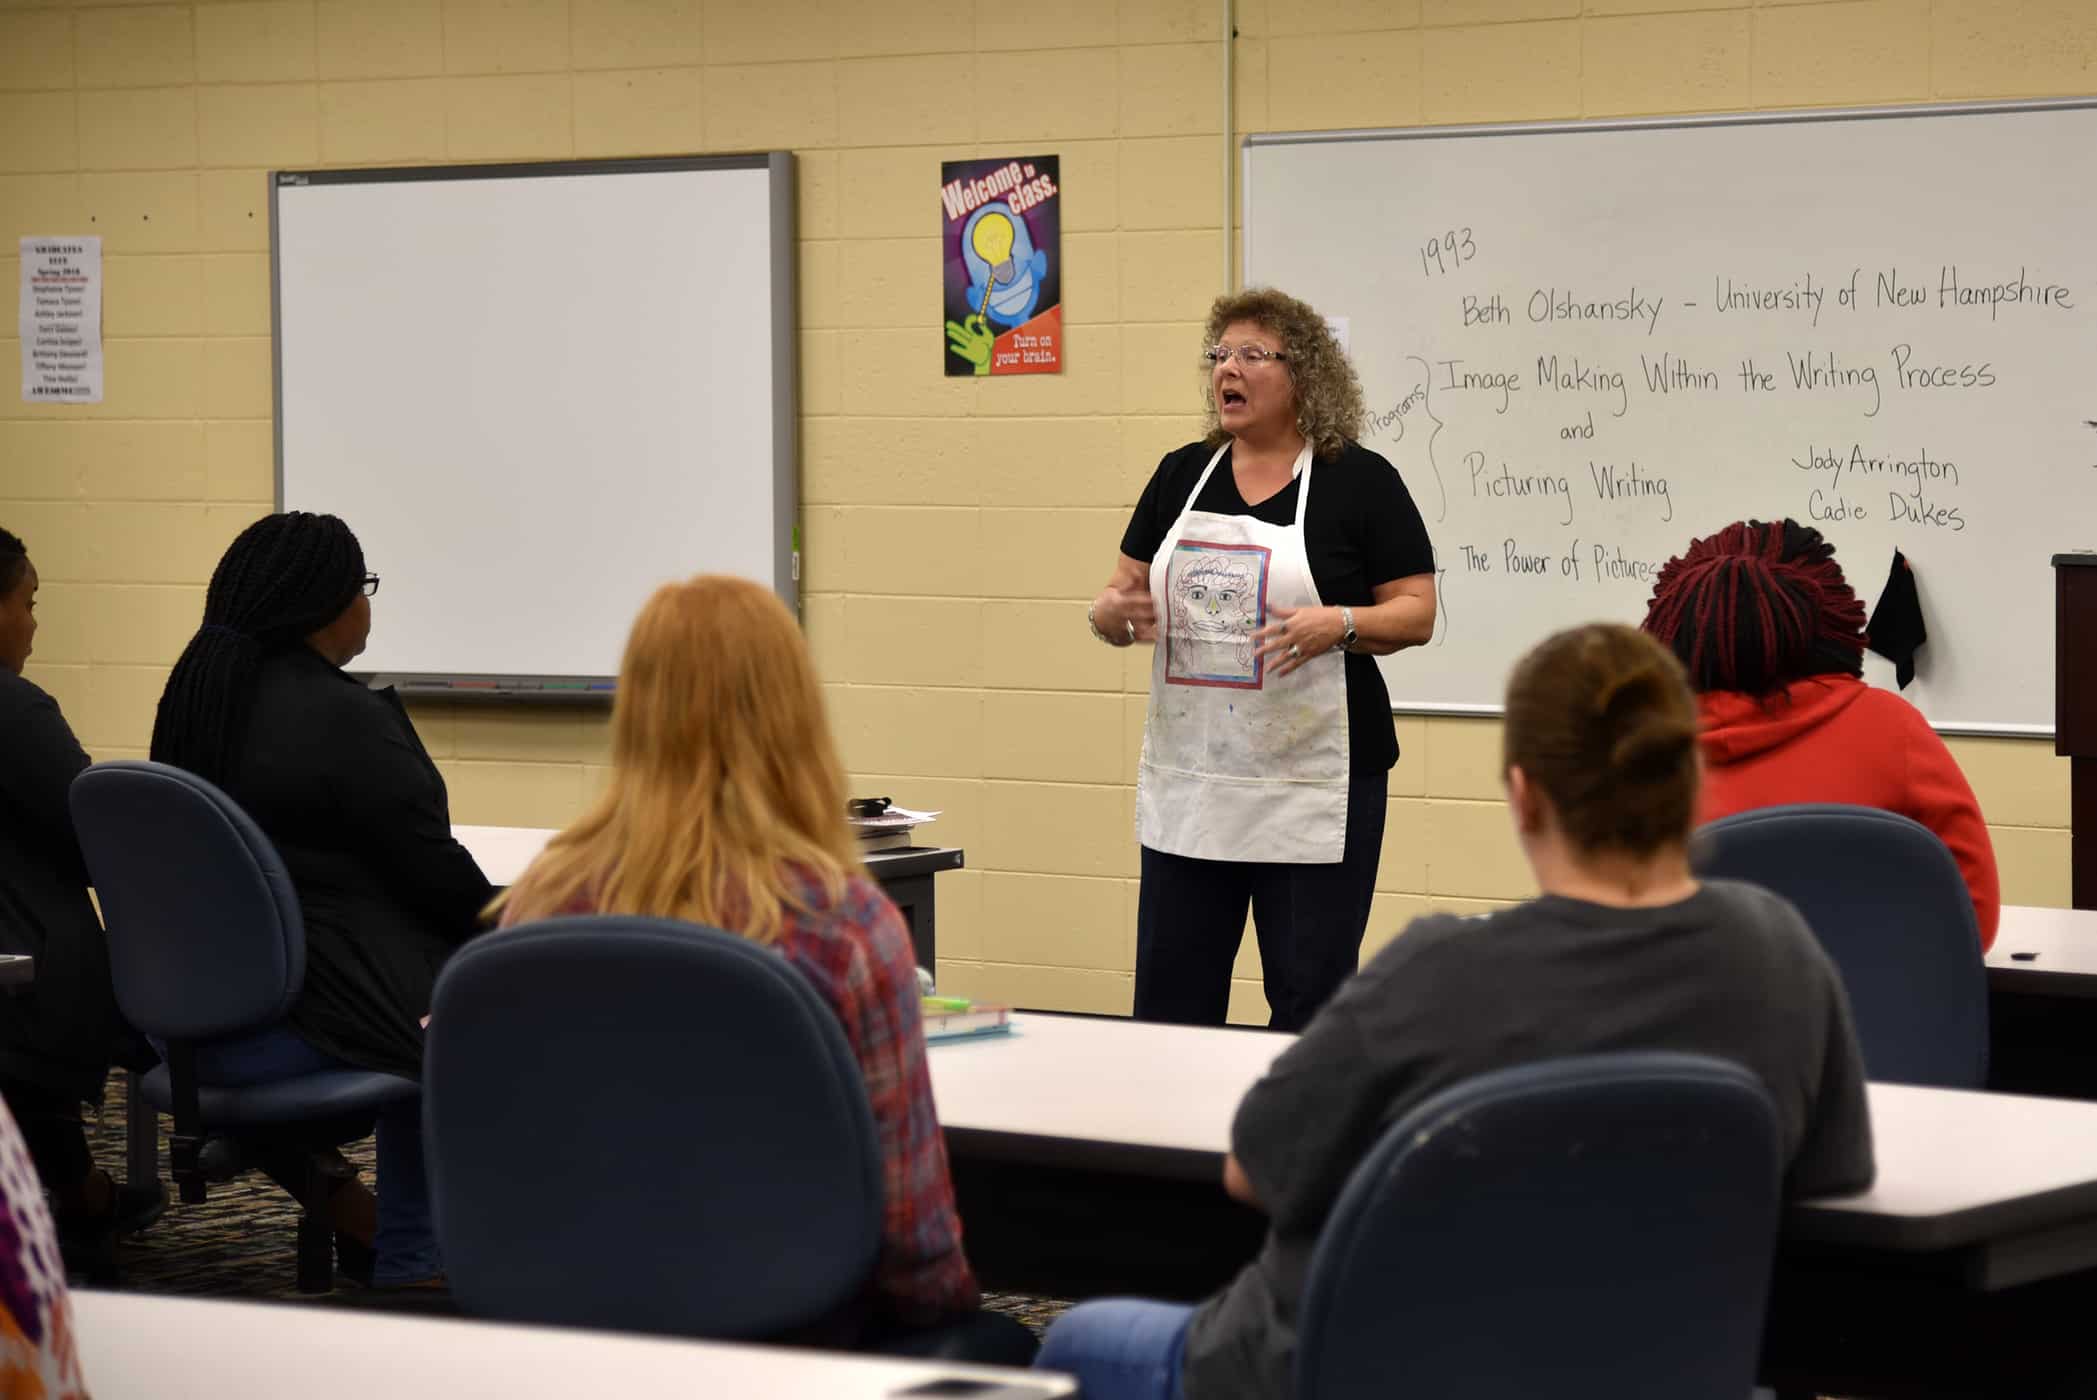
top-left (1357, 905), bottom-right (1521, 981)
top-left (1697, 878), bottom-right (1840, 976)
top-left (1841, 680), bottom-right (1930, 728)
top-left (0, 668), bottom-right (58, 715)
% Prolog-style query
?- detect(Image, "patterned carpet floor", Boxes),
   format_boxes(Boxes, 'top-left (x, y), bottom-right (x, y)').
top-left (77, 1074), bottom-right (1074, 1335)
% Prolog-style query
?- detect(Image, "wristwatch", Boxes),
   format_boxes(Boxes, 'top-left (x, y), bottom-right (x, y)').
top-left (1340, 606), bottom-right (1358, 652)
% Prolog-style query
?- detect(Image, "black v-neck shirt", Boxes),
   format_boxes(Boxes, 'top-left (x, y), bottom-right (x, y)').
top-left (1120, 439), bottom-right (1435, 772)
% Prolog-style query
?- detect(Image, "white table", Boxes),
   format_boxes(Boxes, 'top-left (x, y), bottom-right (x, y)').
top-left (931, 1014), bottom-right (2097, 1393)
top-left (70, 1292), bottom-right (1074, 1400)
top-left (930, 1014), bottom-right (2097, 1286)
top-left (1987, 903), bottom-right (2097, 998)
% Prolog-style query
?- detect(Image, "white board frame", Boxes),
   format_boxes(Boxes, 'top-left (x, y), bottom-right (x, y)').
top-left (270, 153), bottom-right (798, 700)
top-left (1244, 100), bottom-right (2097, 738)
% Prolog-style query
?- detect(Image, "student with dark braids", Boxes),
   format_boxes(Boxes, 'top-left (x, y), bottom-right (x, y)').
top-left (152, 512), bottom-right (492, 1286)
top-left (1640, 518), bottom-right (1999, 948)
top-left (0, 526), bottom-right (163, 1268)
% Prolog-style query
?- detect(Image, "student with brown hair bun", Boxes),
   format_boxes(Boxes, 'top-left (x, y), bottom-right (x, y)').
top-left (1640, 517), bottom-right (2000, 948)
top-left (1035, 623), bottom-right (1875, 1400)
top-left (496, 574), bottom-right (980, 1339)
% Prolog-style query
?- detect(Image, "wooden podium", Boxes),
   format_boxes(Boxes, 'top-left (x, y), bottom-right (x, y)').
top-left (2059, 554), bottom-right (2097, 910)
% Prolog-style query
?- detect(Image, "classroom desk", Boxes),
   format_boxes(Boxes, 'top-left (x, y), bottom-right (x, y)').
top-left (931, 1014), bottom-right (2097, 1395)
top-left (1987, 903), bottom-right (2097, 997)
top-left (69, 1291), bottom-right (1075, 1400)
top-left (452, 824), bottom-right (963, 970)
top-left (1986, 904), bottom-right (2097, 1102)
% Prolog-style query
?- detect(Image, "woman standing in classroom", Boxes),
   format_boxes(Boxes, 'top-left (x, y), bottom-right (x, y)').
top-left (1088, 289), bottom-right (1437, 1032)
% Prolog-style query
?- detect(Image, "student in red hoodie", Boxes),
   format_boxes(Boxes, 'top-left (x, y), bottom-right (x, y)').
top-left (1641, 518), bottom-right (1999, 949)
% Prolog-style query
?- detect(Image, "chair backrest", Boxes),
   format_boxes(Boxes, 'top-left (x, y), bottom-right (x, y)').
top-left (1695, 802), bottom-right (1988, 1088)
top-left (1297, 1052), bottom-right (1781, 1400)
top-left (424, 915), bottom-right (885, 1340)
top-left (67, 759), bottom-right (305, 1042)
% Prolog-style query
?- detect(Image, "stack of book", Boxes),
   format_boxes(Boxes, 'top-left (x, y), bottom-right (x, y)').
top-left (849, 802), bottom-right (940, 852)
top-left (921, 996), bottom-right (1013, 1042)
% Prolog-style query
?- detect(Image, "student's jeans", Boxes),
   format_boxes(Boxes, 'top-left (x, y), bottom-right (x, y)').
top-left (180, 1024), bottom-right (440, 1286)
top-left (1035, 1299), bottom-right (1195, 1400)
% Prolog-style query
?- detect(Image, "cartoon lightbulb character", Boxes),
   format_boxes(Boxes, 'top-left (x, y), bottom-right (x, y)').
top-left (970, 211), bottom-right (1016, 318)
top-left (960, 202), bottom-right (1047, 329)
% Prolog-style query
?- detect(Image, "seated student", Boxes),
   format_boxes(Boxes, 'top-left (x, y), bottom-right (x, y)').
top-left (1035, 623), bottom-right (1875, 1400)
top-left (495, 575), bottom-right (982, 1339)
top-left (1640, 518), bottom-right (2000, 948)
top-left (151, 512), bottom-right (492, 1287)
top-left (0, 526), bottom-right (162, 1262)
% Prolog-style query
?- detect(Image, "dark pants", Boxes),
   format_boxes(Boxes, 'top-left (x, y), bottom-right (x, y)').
top-left (187, 1025), bottom-right (440, 1286)
top-left (1134, 768), bottom-right (1387, 1032)
top-left (0, 1079), bottom-right (94, 1193)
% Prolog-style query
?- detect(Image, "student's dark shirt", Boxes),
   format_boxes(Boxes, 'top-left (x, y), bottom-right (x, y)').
top-left (1180, 880), bottom-right (1876, 1400)
top-left (1120, 440), bottom-right (1434, 773)
top-left (0, 671), bottom-right (129, 1100)
top-left (218, 648), bottom-right (492, 1078)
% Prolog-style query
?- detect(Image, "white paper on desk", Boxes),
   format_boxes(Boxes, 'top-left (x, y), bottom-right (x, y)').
top-left (19, 236), bottom-right (102, 404)
top-left (850, 806), bottom-right (942, 832)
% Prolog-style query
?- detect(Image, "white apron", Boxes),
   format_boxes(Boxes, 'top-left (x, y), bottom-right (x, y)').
top-left (1135, 441), bottom-right (1349, 864)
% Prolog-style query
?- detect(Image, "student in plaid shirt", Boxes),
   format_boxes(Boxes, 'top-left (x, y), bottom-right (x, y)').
top-left (495, 575), bottom-right (976, 1331)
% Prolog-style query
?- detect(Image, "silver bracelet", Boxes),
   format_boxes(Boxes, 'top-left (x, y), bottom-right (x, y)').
top-left (1088, 602), bottom-right (1135, 646)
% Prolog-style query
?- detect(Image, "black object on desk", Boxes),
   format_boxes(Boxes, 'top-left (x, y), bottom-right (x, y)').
top-left (2057, 552), bottom-right (2097, 911)
top-left (864, 846), bottom-right (964, 970)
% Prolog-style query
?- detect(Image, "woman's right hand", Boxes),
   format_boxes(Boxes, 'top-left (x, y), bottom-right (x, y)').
top-left (1094, 585), bottom-right (1157, 644)
top-left (1093, 554), bottom-right (1156, 646)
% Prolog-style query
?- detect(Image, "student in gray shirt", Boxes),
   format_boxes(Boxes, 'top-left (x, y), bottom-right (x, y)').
top-left (1036, 622), bottom-right (1875, 1400)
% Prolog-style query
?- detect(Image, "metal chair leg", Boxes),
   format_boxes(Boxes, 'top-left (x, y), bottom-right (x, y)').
top-left (123, 1072), bottom-right (157, 1191)
top-left (295, 1156), bottom-right (335, 1294)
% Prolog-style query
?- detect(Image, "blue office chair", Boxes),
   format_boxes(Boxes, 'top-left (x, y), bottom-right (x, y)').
top-left (1296, 1052), bottom-right (1782, 1400)
top-left (68, 760), bottom-right (419, 1292)
top-left (424, 915), bottom-right (1034, 1364)
top-left (1695, 802), bottom-right (1988, 1088)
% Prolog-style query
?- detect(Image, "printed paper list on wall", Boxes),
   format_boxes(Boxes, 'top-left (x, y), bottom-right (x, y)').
top-left (18, 236), bottom-right (102, 404)
top-left (1245, 105), bottom-right (2097, 733)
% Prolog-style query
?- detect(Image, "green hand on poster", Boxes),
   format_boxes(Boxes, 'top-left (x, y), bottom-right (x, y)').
top-left (944, 313), bottom-right (995, 376)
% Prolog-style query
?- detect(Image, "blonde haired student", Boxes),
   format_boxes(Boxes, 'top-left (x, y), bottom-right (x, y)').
top-left (496, 575), bottom-right (979, 1333)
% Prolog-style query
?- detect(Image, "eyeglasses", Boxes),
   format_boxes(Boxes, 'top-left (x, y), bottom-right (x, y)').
top-left (1204, 344), bottom-right (1288, 367)
top-left (360, 574), bottom-right (381, 597)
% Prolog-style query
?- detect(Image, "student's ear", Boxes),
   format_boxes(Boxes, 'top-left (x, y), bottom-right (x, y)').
top-left (1505, 764), bottom-right (1545, 837)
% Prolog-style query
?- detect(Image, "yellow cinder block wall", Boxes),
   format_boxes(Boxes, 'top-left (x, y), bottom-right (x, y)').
top-left (4, 0), bottom-right (2087, 1022)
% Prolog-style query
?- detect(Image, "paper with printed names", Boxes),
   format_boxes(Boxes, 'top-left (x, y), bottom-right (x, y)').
top-left (19, 236), bottom-right (103, 404)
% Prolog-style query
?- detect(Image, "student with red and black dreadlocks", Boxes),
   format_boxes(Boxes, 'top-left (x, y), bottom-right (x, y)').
top-left (1639, 518), bottom-right (1999, 949)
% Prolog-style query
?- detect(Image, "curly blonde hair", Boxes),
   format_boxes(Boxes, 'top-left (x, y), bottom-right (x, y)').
top-left (1202, 287), bottom-right (1365, 458)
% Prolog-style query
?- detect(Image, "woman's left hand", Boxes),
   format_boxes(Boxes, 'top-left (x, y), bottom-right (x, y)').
top-left (1254, 604), bottom-right (1345, 678)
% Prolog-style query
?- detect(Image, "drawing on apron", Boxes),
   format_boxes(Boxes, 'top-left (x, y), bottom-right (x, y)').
top-left (1165, 540), bottom-right (1270, 688)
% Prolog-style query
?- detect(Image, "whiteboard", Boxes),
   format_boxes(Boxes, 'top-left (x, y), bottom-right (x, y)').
top-left (273, 154), bottom-right (796, 690)
top-left (1245, 102), bottom-right (2097, 736)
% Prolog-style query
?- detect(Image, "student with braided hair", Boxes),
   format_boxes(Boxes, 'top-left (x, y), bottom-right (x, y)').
top-left (1640, 518), bottom-right (1999, 948)
top-left (152, 512), bottom-right (491, 1286)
